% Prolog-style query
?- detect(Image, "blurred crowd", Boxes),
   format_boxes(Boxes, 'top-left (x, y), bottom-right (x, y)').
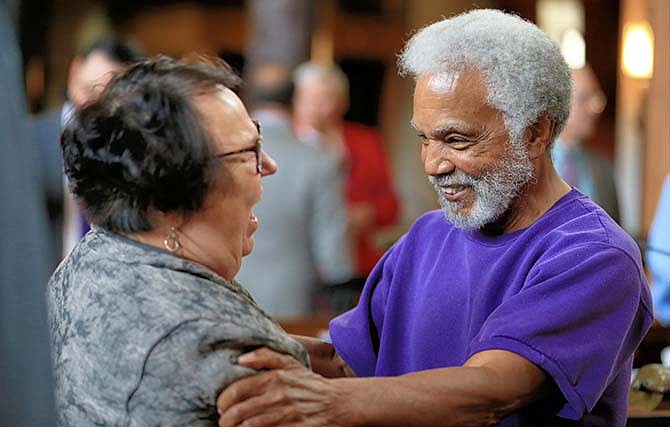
top-left (2, 6), bottom-right (402, 421)
top-left (29, 35), bottom-right (401, 319)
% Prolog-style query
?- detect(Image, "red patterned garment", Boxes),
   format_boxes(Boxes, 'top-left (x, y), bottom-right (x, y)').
top-left (342, 122), bottom-right (400, 276)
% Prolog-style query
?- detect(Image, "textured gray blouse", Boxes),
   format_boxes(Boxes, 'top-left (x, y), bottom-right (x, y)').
top-left (48, 226), bottom-right (308, 427)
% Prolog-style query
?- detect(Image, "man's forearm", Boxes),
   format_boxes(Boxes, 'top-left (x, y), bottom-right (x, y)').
top-left (334, 361), bottom-right (547, 426)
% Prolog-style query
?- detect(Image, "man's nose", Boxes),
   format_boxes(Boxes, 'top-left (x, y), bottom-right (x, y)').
top-left (423, 141), bottom-right (455, 176)
top-left (261, 151), bottom-right (278, 176)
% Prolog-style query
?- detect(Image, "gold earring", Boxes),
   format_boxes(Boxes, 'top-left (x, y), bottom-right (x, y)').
top-left (163, 226), bottom-right (181, 253)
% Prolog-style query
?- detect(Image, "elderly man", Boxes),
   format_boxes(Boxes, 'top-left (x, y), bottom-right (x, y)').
top-left (217, 9), bottom-right (651, 426)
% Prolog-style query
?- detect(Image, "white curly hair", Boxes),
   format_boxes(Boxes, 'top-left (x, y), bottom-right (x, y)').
top-left (399, 9), bottom-right (572, 141)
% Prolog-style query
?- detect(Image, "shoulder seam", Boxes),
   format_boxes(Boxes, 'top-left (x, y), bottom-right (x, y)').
top-left (543, 241), bottom-right (652, 316)
top-left (124, 317), bottom-right (208, 417)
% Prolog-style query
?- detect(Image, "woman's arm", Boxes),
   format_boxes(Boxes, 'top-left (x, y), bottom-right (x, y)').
top-left (129, 319), bottom-right (259, 426)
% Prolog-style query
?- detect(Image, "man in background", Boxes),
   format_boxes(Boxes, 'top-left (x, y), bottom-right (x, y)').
top-left (553, 65), bottom-right (620, 222)
top-left (236, 63), bottom-right (353, 318)
top-left (32, 37), bottom-right (143, 265)
top-left (293, 62), bottom-right (399, 278)
top-left (648, 174), bottom-right (670, 324)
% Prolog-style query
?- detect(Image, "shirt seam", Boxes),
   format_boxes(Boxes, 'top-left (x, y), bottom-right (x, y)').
top-left (125, 317), bottom-right (206, 420)
top-left (540, 240), bottom-right (653, 316)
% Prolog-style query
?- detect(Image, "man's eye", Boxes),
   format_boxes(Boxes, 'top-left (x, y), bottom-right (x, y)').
top-left (417, 135), bottom-right (429, 145)
top-left (446, 136), bottom-right (468, 145)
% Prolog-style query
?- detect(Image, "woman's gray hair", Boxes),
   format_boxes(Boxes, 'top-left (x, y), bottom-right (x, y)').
top-left (399, 9), bottom-right (572, 140)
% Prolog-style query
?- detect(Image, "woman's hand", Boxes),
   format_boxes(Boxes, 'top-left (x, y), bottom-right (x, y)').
top-left (217, 347), bottom-right (356, 427)
top-left (291, 335), bottom-right (356, 378)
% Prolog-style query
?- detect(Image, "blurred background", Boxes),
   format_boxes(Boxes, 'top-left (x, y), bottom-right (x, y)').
top-left (1, 0), bottom-right (669, 424)
top-left (14, 0), bottom-right (669, 238)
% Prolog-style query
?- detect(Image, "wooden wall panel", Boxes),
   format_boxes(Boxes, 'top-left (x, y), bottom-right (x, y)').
top-left (584, 0), bottom-right (620, 160)
top-left (643, 0), bottom-right (670, 235)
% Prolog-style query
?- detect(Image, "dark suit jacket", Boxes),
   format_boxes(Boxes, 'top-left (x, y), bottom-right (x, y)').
top-left (31, 108), bottom-right (64, 266)
top-left (0, 2), bottom-right (56, 425)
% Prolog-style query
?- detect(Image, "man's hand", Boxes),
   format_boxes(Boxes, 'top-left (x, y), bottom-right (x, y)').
top-left (291, 335), bottom-right (356, 378)
top-left (217, 348), bottom-right (356, 427)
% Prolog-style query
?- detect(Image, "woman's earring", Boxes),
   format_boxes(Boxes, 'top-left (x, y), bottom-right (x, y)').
top-left (163, 226), bottom-right (181, 253)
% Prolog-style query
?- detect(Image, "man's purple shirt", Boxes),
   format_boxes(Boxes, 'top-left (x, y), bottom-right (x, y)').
top-left (330, 189), bottom-right (652, 426)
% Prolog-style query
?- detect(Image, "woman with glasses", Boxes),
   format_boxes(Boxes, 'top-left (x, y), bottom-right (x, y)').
top-left (48, 56), bottom-right (308, 426)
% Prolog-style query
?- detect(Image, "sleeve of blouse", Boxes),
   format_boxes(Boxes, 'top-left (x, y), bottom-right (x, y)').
top-left (127, 319), bottom-right (268, 427)
top-left (469, 243), bottom-right (652, 420)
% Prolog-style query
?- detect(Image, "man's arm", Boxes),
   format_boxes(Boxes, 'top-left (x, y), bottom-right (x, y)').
top-left (217, 348), bottom-right (548, 427)
top-left (348, 350), bottom-right (548, 426)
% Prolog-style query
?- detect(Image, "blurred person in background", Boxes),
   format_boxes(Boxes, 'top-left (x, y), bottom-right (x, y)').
top-left (32, 37), bottom-right (143, 267)
top-left (236, 62), bottom-right (352, 318)
top-left (217, 10), bottom-right (651, 426)
top-left (648, 174), bottom-right (670, 325)
top-left (293, 62), bottom-right (399, 278)
top-left (49, 56), bottom-right (308, 426)
top-left (553, 65), bottom-right (620, 222)
top-left (0, 0), bottom-right (55, 424)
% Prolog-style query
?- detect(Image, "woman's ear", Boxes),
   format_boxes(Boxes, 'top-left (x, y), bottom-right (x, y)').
top-left (524, 114), bottom-right (555, 160)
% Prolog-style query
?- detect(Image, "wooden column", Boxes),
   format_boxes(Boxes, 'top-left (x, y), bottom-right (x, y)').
top-left (584, 0), bottom-right (620, 160)
top-left (498, 0), bottom-right (536, 21)
top-left (245, 0), bottom-right (313, 70)
top-left (643, 0), bottom-right (670, 235)
top-left (615, 0), bottom-right (650, 236)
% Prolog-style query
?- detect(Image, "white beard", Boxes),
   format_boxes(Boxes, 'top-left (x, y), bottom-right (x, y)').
top-left (428, 135), bottom-right (535, 230)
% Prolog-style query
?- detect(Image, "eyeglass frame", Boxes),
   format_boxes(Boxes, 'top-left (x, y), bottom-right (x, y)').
top-left (214, 120), bottom-right (263, 174)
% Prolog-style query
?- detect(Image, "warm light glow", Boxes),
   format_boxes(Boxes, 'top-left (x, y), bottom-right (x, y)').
top-left (622, 22), bottom-right (654, 79)
top-left (561, 28), bottom-right (586, 69)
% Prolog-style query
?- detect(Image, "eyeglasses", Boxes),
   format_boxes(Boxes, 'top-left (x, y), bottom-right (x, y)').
top-left (215, 120), bottom-right (263, 174)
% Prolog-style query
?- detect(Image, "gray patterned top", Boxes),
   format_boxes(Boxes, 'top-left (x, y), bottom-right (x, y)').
top-left (48, 226), bottom-right (309, 427)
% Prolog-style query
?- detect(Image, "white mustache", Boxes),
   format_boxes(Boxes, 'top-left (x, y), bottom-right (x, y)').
top-left (428, 172), bottom-right (479, 188)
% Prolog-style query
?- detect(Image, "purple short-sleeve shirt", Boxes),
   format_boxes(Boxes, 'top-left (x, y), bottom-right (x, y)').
top-left (330, 190), bottom-right (652, 426)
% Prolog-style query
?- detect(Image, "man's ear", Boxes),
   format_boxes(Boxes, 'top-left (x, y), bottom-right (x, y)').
top-left (524, 114), bottom-right (555, 160)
